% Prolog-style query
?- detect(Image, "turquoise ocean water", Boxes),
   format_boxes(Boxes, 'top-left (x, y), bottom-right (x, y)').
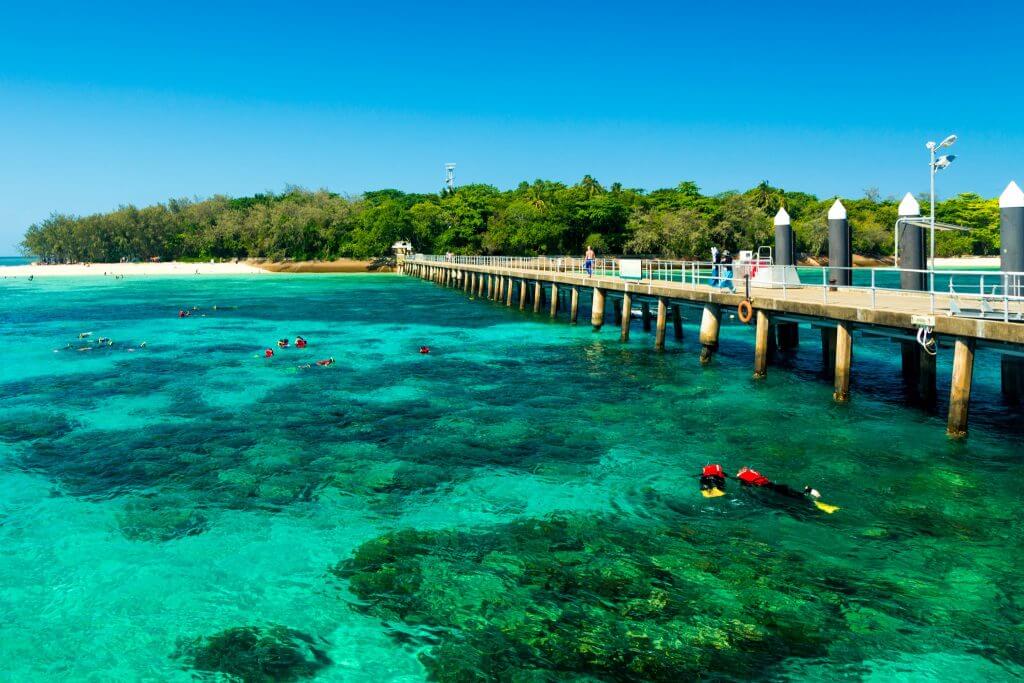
top-left (2, 273), bottom-right (1023, 681)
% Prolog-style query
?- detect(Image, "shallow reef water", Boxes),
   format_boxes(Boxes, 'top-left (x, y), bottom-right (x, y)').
top-left (1, 273), bottom-right (1023, 681)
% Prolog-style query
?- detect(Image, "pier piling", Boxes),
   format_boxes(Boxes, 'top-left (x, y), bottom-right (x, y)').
top-left (699, 304), bottom-right (721, 364)
top-left (655, 298), bottom-right (668, 350)
top-left (828, 200), bottom-right (851, 287)
top-left (591, 288), bottom-right (606, 330)
top-left (672, 305), bottom-right (683, 341)
top-left (642, 302), bottom-right (652, 331)
top-left (506, 278), bottom-right (514, 306)
top-left (833, 322), bottom-right (853, 402)
top-left (753, 310), bottom-right (770, 378)
top-left (550, 283), bottom-right (559, 317)
top-left (820, 328), bottom-right (836, 378)
top-left (570, 287), bottom-right (580, 324)
top-left (620, 292), bottom-right (632, 342)
top-left (1001, 356), bottom-right (1024, 406)
top-left (919, 351), bottom-right (937, 408)
top-left (947, 338), bottom-right (976, 438)
top-left (533, 282), bottom-right (542, 313)
top-left (519, 279), bottom-right (527, 310)
top-left (897, 193), bottom-right (927, 291)
top-left (999, 181), bottom-right (1024, 402)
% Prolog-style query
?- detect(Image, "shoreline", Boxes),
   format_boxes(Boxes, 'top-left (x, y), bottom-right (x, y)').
top-left (0, 259), bottom-right (389, 277)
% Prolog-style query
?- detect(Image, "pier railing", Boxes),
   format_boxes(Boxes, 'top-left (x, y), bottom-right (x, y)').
top-left (408, 254), bottom-right (1024, 322)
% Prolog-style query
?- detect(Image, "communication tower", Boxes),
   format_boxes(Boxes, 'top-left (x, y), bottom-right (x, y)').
top-left (445, 163), bottom-right (456, 192)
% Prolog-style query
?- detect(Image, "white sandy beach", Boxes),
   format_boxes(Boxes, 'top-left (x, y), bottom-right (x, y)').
top-left (1, 261), bottom-right (268, 277)
top-left (933, 256), bottom-right (1000, 268)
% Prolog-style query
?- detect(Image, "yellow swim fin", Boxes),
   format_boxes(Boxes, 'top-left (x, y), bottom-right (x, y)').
top-left (701, 488), bottom-right (726, 498)
top-left (814, 500), bottom-right (840, 514)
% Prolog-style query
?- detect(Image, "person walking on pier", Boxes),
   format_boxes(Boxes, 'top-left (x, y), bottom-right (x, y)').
top-left (709, 246), bottom-right (720, 287)
top-left (584, 245), bottom-right (595, 277)
top-left (720, 251), bottom-right (735, 293)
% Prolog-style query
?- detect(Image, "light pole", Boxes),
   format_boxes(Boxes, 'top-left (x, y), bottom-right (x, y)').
top-left (925, 134), bottom-right (957, 284)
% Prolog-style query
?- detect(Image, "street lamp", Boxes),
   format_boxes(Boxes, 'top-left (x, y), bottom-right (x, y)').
top-left (925, 134), bottom-right (957, 287)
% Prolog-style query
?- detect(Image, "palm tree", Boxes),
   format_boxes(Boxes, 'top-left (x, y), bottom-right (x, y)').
top-left (579, 175), bottom-right (605, 199)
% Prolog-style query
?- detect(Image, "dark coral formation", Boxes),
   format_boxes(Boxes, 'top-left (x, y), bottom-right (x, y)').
top-left (333, 515), bottom-right (897, 681)
top-left (116, 495), bottom-right (209, 542)
top-left (174, 625), bottom-right (331, 682)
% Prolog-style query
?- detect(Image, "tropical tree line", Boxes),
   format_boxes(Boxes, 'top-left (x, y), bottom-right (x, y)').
top-left (20, 179), bottom-right (1002, 263)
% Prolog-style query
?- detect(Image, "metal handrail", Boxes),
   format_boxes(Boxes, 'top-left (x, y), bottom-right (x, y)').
top-left (409, 254), bottom-right (1024, 318)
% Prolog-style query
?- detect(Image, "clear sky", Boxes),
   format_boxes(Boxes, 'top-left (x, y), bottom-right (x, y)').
top-left (1, 0), bottom-right (1021, 253)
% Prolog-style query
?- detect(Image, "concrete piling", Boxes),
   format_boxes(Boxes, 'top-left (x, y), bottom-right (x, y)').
top-left (672, 305), bottom-right (683, 341)
top-left (642, 302), bottom-right (652, 331)
top-left (533, 282), bottom-right (542, 313)
top-left (699, 304), bottom-right (721, 364)
top-left (947, 338), bottom-right (976, 438)
top-left (833, 322), bottom-right (853, 402)
top-left (655, 298), bottom-right (668, 350)
top-left (506, 278), bottom-right (514, 306)
top-left (753, 310), bottom-right (770, 378)
top-left (620, 292), bottom-right (632, 342)
top-left (591, 287), bottom-right (606, 330)
top-left (828, 200), bottom-right (851, 287)
top-left (570, 287), bottom-right (580, 324)
top-left (519, 279), bottom-right (527, 310)
top-left (550, 283), bottom-right (559, 318)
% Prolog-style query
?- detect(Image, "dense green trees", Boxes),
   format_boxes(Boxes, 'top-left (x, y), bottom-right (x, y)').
top-left (20, 180), bottom-right (1002, 262)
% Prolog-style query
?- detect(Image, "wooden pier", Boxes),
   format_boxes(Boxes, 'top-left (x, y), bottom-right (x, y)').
top-left (404, 256), bottom-right (1024, 438)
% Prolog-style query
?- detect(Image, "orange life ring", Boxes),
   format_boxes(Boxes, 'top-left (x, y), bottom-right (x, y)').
top-left (737, 300), bottom-right (754, 324)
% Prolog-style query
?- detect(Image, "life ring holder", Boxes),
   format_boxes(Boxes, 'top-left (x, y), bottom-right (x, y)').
top-left (737, 300), bottom-right (754, 324)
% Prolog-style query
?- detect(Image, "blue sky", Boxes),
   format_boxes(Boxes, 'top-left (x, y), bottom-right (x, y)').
top-left (1, 0), bottom-right (1021, 252)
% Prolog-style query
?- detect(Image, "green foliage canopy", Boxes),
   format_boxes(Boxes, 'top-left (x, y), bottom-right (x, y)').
top-left (19, 180), bottom-right (1003, 262)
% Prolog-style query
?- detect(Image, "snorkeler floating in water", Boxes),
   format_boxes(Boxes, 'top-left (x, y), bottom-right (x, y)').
top-left (277, 338), bottom-right (290, 348)
top-left (315, 357), bottom-right (335, 367)
top-left (698, 464), bottom-right (839, 513)
top-left (264, 348), bottom-right (275, 358)
top-left (419, 346), bottom-right (430, 354)
top-left (295, 336), bottom-right (307, 348)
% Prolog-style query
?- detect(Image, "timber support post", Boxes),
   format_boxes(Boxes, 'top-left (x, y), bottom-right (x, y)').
top-left (699, 304), bottom-right (721, 364)
top-left (654, 298), bottom-right (667, 350)
top-left (620, 292), bottom-right (632, 342)
top-left (947, 337), bottom-right (976, 438)
top-left (753, 310), bottom-right (770, 378)
top-left (570, 287), bottom-right (580, 324)
top-left (591, 287), bottom-right (606, 331)
top-left (833, 321), bottom-right (853, 402)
